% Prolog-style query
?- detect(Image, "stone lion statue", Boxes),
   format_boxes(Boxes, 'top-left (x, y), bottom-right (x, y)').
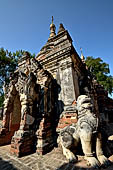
top-left (59, 95), bottom-right (111, 168)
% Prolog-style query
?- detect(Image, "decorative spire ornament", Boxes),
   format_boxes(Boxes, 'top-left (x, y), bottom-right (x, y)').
top-left (49, 16), bottom-right (56, 38)
top-left (57, 23), bottom-right (65, 34)
top-left (80, 47), bottom-right (85, 63)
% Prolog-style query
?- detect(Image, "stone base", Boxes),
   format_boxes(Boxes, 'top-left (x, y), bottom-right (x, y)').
top-left (37, 139), bottom-right (55, 155)
top-left (36, 115), bottom-right (56, 155)
top-left (0, 128), bottom-right (15, 146)
top-left (10, 131), bottom-right (36, 157)
top-left (36, 128), bottom-right (56, 155)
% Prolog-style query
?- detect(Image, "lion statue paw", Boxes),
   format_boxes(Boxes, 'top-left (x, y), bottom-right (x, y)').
top-left (97, 155), bottom-right (111, 168)
top-left (85, 156), bottom-right (100, 169)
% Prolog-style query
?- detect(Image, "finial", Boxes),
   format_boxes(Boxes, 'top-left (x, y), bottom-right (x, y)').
top-left (80, 47), bottom-right (85, 62)
top-left (49, 16), bottom-right (56, 38)
top-left (57, 23), bottom-right (65, 34)
top-left (80, 47), bottom-right (83, 55)
top-left (52, 16), bottom-right (54, 24)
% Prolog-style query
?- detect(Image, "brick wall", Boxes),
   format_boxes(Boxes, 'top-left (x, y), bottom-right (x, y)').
top-left (57, 112), bottom-right (77, 132)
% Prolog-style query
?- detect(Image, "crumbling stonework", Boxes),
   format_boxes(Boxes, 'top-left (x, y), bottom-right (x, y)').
top-left (37, 22), bottom-right (86, 134)
top-left (0, 19), bottom-right (113, 164)
top-left (0, 52), bottom-right (56, 156)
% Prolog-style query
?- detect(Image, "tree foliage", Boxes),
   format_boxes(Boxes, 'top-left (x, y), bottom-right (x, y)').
top-left (0, 48), bottom-right (17, 87)
top-left (0, 48), bottom-right (35, 107)
top-left (85, 56), bottom-right (113, 95)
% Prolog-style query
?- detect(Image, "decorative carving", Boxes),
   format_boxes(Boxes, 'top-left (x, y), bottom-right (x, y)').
top-left (59, 95), bottom-right (111, 168)
top-left (0, 52), bottom-right (55, 156)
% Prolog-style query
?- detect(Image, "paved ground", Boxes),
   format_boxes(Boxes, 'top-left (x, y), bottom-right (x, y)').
top-left (1, 121), bottom-right (113, 170)
top-left (1, 145), bottom-right (113, 170)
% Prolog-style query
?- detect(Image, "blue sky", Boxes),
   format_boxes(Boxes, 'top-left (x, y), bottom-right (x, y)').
top-left (0, 1), bottom-right (113, 76)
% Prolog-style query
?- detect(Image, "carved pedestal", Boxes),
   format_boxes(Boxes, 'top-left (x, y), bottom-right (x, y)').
top-left (10, 98), bottom-right (36, 157)
top-left (10, 130), bottom-right (36, 157)
top-left (36, 115), bottom-right (55, 154)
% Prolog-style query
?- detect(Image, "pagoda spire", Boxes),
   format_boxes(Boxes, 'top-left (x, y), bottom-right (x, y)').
top-left (80, 47), bottom-right (85, 63)
top-left (57, 23), bottom-right (65, 34)
top-left (49, 16), bottom-right (56, 38)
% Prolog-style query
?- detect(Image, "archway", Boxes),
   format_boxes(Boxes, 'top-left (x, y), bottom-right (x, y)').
top-left (9, 92), bottom-right (21, 132)
top-left (0, 86), bottom-right (21, 145)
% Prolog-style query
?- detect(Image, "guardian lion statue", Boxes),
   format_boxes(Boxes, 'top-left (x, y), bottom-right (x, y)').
top-left (59, 95), bottom-right (111, 168)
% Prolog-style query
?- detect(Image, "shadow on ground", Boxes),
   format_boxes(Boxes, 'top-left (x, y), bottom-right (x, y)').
top-left (0, 157), bottom-right (17, 170)
top-left (56, 160), bottom-right (113, 170)
top-left (56, 162), bottom-right (94, 170)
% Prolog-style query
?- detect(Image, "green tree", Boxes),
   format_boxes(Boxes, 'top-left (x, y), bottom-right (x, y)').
top-left (85, 56), bottom-right (113, 95)
top-left (0, 48), bottom-right (17, 93)
top-left (0, 48), bottom-right (35, 107)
